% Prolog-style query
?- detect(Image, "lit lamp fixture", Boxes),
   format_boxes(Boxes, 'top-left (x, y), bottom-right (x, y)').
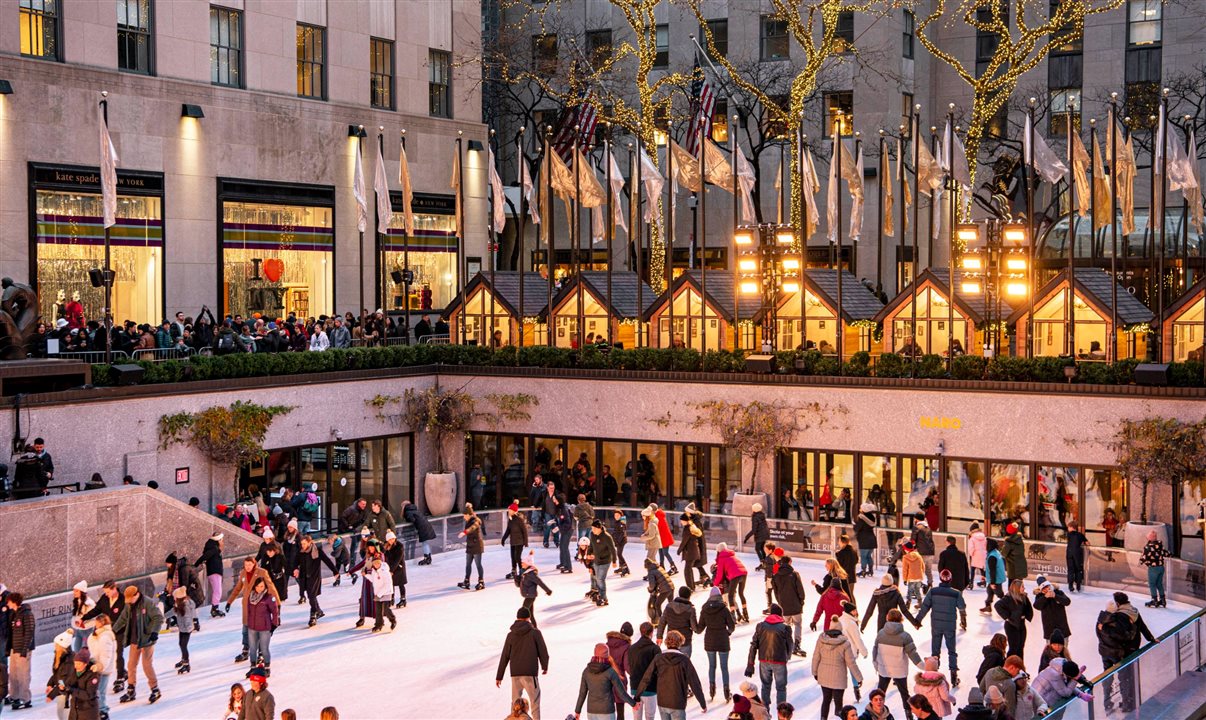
top-left (959, 219), bottom-right (1029, 353)
top-left (348, 124), bottom-right (367, 138)
top-left (734, 228), bottom-right (755, 246)
top-left (181, 103), bottom-right (204, 119)
top-left (467, 139), bottom-right (485, 152)
top-left (736, 223), bottom-right (802, 349)
top-left (0, 80), bottom-right (13, 95)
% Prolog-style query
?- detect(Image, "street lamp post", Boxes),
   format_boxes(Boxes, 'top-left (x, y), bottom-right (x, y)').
top-left (737, 223), bottom-right (799, 353)
top-left (959, 220), bottom-right (1029, 357)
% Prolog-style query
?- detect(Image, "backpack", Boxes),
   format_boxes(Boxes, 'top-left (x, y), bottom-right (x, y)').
top-left (217, 333), bottom-right (235, 351)
top-left (1105, 612), bottom-right (1138, 649)
top-left (302, 492), bottom-right (320, 515)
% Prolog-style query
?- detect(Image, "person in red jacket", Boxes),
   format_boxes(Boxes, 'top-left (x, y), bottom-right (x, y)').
top-left (713, 542), bottom-right (750, 623)
top-left (812, 578), bottom-right (849, 634)
top-left (649, 504), bottom-right (678, 575)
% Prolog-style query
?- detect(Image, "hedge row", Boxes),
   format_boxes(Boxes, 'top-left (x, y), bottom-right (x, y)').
top-left (87, 345), bottom-right (1206, 388)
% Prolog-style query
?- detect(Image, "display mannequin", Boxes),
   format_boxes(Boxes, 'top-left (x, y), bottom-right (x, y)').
top-left (64, 290), bottom-right (85, 330)
top-left (54, 289), bottom-right (66, 319)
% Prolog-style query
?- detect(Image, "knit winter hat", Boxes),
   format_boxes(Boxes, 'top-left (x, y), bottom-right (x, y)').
top-left (769, 603), bottom-right (782, 615)
top-left (517, 607), bottom-right (531, 619)
top-left (842, 601), bottom-right (857, 613)
top-left (1050, 630), bottom-right (1065, 645)
top-left (385, 531), bottom-right (396, 541)
top-left (967, 688), bottom-right (985, 705)
top-left (717, 542), bottom-right (729, 553)
top-left (710, 587), bottom-right (722, 598)
top-left (881, 574), bottom-right (893, 586)
top-left (287, 518), bottom-right (298, 529)
top-left (684, 502), bottom-right (697, 514)
top-left (54, 630), bottom-right (74, 648)
top-left (507, 502), bottom-right (519, 512)
top-left (739, 680), bottom-right (758, 696)
top-left (621, 621), bottom-right (634, 637)
top-left (939, 569), bottom-right (952, 582)
top-left (248, 667), bottom-right (267, 682)
top-left (733, 696), bottom-right (752, 713)
top-left (1006, 523), bottom-right (1019, 535)
top-left (592, 519), bottom-right (604, 529)
top-left (641, 507), bottom-right (652, 518)
top-left (904, 541), bottom-right (916, 551)
top-left (1063, 661), bottom-right (1082, 679)
top-left (751, 503), bottom-right (763, 513)
top-left (262, 528), bottom-right (275, 539)
top-left (164, 553), bottom-right (178, 566)
top-left (860, 502), bottom-right (877, 512)
top-left (74, 648), bottom-right (91, 664)
top-left (772, 547), bottom-right (785, 558)
top-left (361, 527), bottom-right (371, 536)
top-left (73, 580), bottom-right (88, 593)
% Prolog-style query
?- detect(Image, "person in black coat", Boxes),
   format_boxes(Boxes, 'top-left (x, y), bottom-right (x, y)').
top-left (1065, 521), bottom-right (1089, 593)
top-left (193, 533), bottom-right (225, 617)
top-left (383, 532), bottom-right (408, 608)
top-left (401, 500), bottom-right (437, 565)
top-left (291, 535), bottom-right (338, 626)
top-left (993, 579), bottom-right (1034, 658)
top-left (6, 593), bottom-right (35, 709)
top-left (634, 630), bottom-right (707, 714)
top-left (976, 633), bottom-right (1007, 685)
top-left (611, 509), bottom-right (630, 576)
top-left (645, 559), bottom-right (674, 625)
top-left (495, 607), bottom-right (549, 715)
top-left (339, 498), bottom-right (368, 557)
top-left (628, 623), bottom-right (662, 713)
top-left (937, 536), bottom-right (970, 630)
top-left (1033, 577), bottom-right (1072, 641)
top-left (515, 559), bottom-right (553, 628)
top-left (502, 503), bottom-right (530, 580)
top-left (694, 587), bottom-right (736, 700)
top-left (835, 535), bottom-right (859, 593)
top-left (769, 554), bottom-right (807, 655)
top-left (853, 503), bottom-right (878, 577)
top-left (744, 503), bottom-right (771, 568)
top-left (259, 544), bottom-right (289, 602)
top-left (81, 582), bottom-right (126, 688)
top-left (860, 575), bottom-right (917, 632)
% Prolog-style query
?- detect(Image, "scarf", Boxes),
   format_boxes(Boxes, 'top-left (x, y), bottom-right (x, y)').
top-left (249, 589), bottom-right (266, 605)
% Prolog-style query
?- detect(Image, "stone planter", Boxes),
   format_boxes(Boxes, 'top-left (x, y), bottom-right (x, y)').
top-left (1123, 520), bottom-right (1170, 572)
top-left (423, 471), bottom-right (458, 517)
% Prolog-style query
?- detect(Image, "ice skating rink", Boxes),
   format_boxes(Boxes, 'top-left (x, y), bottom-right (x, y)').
top-left (21, 545), bottom-right (1196, 719)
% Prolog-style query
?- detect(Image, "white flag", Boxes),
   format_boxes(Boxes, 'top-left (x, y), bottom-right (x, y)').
top-left (1024, 113), bottom-right (1070, 185)
top-left (398, 140), bottom-right (415, 237)
top-left (735, 145), bottom-right (757, 224)
top-left (943, 120), bottom-right (972, 190)
top-left (607, 148), bottom-right (628, 233)
top-left (916, 135), bottom-right (945, 195)
top-left (773, 161), bottom-right (784, 223)
top-left (451, 149), bottom-right (462, 236)
top-left (353, 142), bottom-right (368, 233)
top-left (827, 137), bottom-right (841, 245)
top-left (1151, 104), bottom-right (1165, 232)
top-left (800, 146), bottom-right (820, 241)
top-left (1188, 130), bottom-right (1204, 234)
top-left (589, 155), bottom-right (605, 244)
top-left (374, 140), bottom-right (393, 235)
top-left (98, 102), bottom-right (119, 229)
top-left (703, 139), bottom-right (734, 191)
top-left (841, 141), bottom-right (864, 242)
top-left (639, 147), bottom-right (664, 226)
top-left (1168, 127), bottom-right (1197, 193)
top-left (488, 147), bottom-right (506, 234)
top-left (1070, 132), bottom-right (1091, 219)
top-left (519, 154), bottom-right (540, 226)
top-left (882, 149), bottom-right (894, 237)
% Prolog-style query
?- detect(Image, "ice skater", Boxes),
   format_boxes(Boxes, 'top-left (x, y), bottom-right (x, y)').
top-left (515, 554), bottom-right (553, 628)
top-left (458, 504), bottom-right (486, 591)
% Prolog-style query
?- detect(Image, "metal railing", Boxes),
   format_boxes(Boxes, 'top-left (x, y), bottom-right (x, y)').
top-left (132, 347), bottom-right (196, 362)
top-left (420, 335), bottom-right (451, 345)
top-left (49, 350), bottom-right (130, 363)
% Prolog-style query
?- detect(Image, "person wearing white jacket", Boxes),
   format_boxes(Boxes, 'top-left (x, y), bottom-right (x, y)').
top-left (70, 580), bottom-right (96, 653)
top-left (838, 601), bottom-right (868, 701)
top-left (363, 558), bottom-right (396, 632)
top-left (309, 323), bottom-right (330, 351)
top-left (88, 615), bottom-right (118, 719)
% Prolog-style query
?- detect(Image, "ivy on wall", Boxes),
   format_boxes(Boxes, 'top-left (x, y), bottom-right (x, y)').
top-left (159, 401), bottom-right (293, 495)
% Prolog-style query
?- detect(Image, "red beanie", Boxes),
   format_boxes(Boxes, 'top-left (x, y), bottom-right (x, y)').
top-left (1006, 523), bottom-right (1018, 535)
top-left (772, 547), bottom-right (785, 558)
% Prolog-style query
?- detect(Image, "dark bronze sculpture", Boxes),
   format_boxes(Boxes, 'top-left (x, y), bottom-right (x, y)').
top-left (0, 278), bottom-right (38, 361)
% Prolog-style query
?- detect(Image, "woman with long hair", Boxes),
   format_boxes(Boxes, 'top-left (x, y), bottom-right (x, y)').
top-left (222, 683), bottom-right (244, 720)
top-left (994, 579), bottom-right (1034, 658)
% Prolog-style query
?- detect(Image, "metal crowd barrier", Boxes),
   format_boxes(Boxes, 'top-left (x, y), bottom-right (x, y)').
top-left (132, 347), bottom-right (196, 362)
top-left (50, 350), bottom-right (131, 363)
top-left (420, 335), bottom-right (451, 345)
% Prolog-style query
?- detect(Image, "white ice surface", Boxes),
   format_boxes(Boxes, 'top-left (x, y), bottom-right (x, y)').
top-left (20, 546), bottom-right (1196, 719)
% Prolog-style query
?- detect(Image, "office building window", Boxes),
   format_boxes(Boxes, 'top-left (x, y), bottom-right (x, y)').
top-left (825, 92), bottom-right (854, 137)
top-left (761, 16), bottom-right (789, 61)
top-left (1049, 89), bottom-right (1081, 135)
top-left (429, 49), bottom-right (452, 118)
top-left (371, 38), bottom-right (394, 110)
top-left (701, 19), bottom-right (727, 61)
top-left (975, 3), bottom-right (1007, 78)
top-left (210, 6), bottom-right (242, 88)
top-left (532, 34), bottom-right (558, 74)
top-left (296, 23), bottom-right (325, 99)
top-left (1127, 0), bottom-right (1161, 46)
top-left (586, 29), bottom-right (612, 70)
top-left (711, 99), bottom-right (729, 143)
top-left (1049, 0), bottom-right (1082, 53)
top-left (655, 24), bottom-right (669, 68)
top-left (902, 92), bottom-right (914, 137)
top-left (117, 0), bottom-right (153, 74)
top-left (827, 11), bottom-right (854, 52)
top-left (20, 0), bottom-right (60, 60)
top-left (902, 10), bottom-right (915, 59)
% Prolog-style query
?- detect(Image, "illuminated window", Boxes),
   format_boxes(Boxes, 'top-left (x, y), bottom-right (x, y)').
top-left (1049, 0), bottom-right (1083, 52)
top-left (654, 24), bottom-right (669, 68)
top-left (532, 34), bottom-right (558, 74)
top-left (762, 94), bottom-right (790, 139)
top-left (902, 92), bottom-right (914, 137)
top-left (826, 11), bottom-right (854, 52)
top-left (370, 38), bottom-right (394, 110)
top-left (824, 92), bottom-right (854, 137)
top-left (118, 0), bottom-right (154, 75)
top-left (296, 23), bottom-right (326, 99)
top-left (210, 6), bottom-right (242, 88)
top-left (429, 49), bottom-right (452, 118)
top-left (1127, 0), bottom-right (1161, 46)
top-left (1049, 88), bottom-right (1081, 136)
top-left (701, 19), bottom-right (727, 61)
top-left (711, 100), bottom-right (729, 143)
top-left (586, 29), bottom-right (612, 70)
top-left (19, 0), bottom-right (60, 61)
top-left (760, 16), bottom-right (789, 61)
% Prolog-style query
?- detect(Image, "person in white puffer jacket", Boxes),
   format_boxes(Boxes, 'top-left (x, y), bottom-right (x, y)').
top-left (87, 615), bottom-right (118, 719)
top-left (363, 557), bottom-right (396, 633)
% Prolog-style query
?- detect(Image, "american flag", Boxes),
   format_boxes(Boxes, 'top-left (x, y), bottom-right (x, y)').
top-left (551, 100), bottom-right (599, 162)
top-left (684, 63), bottom-right (716, 156)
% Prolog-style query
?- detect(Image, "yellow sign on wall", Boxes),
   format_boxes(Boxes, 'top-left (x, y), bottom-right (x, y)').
top-left (919, 416), bottom-right (962, 430)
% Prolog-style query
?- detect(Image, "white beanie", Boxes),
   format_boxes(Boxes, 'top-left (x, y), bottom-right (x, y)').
top-left (717, 542), bottom-right (729, 553)
top-left (640, 508), bottom-right (652, 518)
top-left (210, 531), bottom-right (224, 541)
top-left (73, 580), bottom-right (88, 593)
top-left (751, 503), bottom-right (763, 513)
top-left (54, 630), bottom-right (74, 649)
top-left (287, 518), bottom-right (298, 529)
top-left (262, 528), bottom-right (275, 539)
top-left (385, 530), bottom-right (396, 541)
top-left (860, 502), bottom-right (877, 513)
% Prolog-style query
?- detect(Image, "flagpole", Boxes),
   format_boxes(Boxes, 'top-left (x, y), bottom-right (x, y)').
top-left (456, 132), bottom-right (467, 345)
top-left (800, 126), bottom-right (809, 351)
top-left (1090, 118), bottom-right (1099, 354)
top-left (1024, 100), bottom-right (1036, 359)
top-left (1109, 96), bottom-right (1120, 362)
top-left (1157, 89), bottom-right (1170, 361)
top-left (897, 125), bottom-right (907, 300)
top-left (358, 132), bottom-right (366, 338)
top-left (1066, 104), bottom-right (1077, 358)
top-left (100, 93), bottom-right (113, 366)
top-left (698, 118), bottom-right (708, 353)
top-left (634, 136), bottom-right (644, 347)
top-left (732, 117), bottom-right (740, 353)
top-left (877, 130), bottom-right (886, 299)
top-left (545, 126), bottom-right (555, 347)
top-left (605, 129), bottom-right (614, 345)
top-left (1180, 116), bottom-right (1192, 297)
top-left (574, 128), bottom-right (584, 350)
top-left (488, 128), bottom-right (497, 348)
top-left (667, 126), bottom-right (676, 348)
top-left (833, 127), bottom-right (844, 365)
top-left (946, 108), bottom-right (956, 366)
top-left (911, 110), bottom-right (921, 367)
top-left (840, 133), bottom-right (854, 371)
top-left (400, 130), bottom-right (411, 342)
top-left (517, 127), bottom-right (526, 348)
top-left (929, 127), bottom-right (938, 271)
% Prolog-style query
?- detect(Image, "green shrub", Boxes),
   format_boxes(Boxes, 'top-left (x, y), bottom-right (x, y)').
top-left (843, 351), bottom-right (872, 377)
top-left (1170, 361), bottom-right (1205, 387)
top-left (875, 353), bottom-right (909, 378)
top-left (950, 355), bottom-right (987, 380)
top-left (986, 355), bottom-right (1033, 381)
top-left (1074, 361), bottom-right (1115, 385)
top-left (576, 347), bottom-right (610, 369)
top-left (1032, 356), bottom-right (1074, 383)
top-left (914, 354), bottom-right (948, 379)
top-left (702, 349), bottom-right (747, 373)
top-left (516, 345), bottom-right (574, 368)
top-left (813, 356), bottom-right (840, 376)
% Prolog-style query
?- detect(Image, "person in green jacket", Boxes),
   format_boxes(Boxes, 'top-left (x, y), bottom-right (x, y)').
top-left (1001, 523), bottom-right (1028, 582)
top-left (112, 585), bottom-right (164, 705)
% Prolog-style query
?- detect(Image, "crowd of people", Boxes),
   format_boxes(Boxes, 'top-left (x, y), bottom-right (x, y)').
top-left (29, 305), bottom-right (451, 358)
top-left (0, 479), bottom-right (1178, 720)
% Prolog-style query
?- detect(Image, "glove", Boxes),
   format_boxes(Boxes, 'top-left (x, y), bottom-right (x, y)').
top-left (545, 590), bottom-right (553, 596)
top-left (809, 622), bottom-right (817, 632)
top-left (224, 603), bottom-right (231, 613)
top-left (745, 665), bottom-right (754, 677)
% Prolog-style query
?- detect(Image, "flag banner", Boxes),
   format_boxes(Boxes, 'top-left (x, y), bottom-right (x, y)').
top-left (774, 161), bottom-right (784, 223)
top-left (685, 64), bottom-right (716, 156)
top-left (353, 143), bottom-right (369, 234)
top-left (1168, 127), bottom-right (1197, 193)
top-left (589, 155), bottom-right (604, 244)
top-left (575, 149), bottom-right (606, 209)
top-left (399, 141), bottom-right (415, 236)
top-left (519, 154), bottom-right (539, 226)
top-left (841, 141), bottom-right (864, 242)
top-left (1070, 132), bottom-right (1090, 219)
top-left (1092, 135), bottom-right (1112, 230)
top-left (551, 101), bottom-right (598, 162)
top-left (801, 146), bottom-right (820, 241)
top-left (703, 139), bottom-right (734, 190)
top-left (607, 148), bottom-right (628, 233)
top-left (827, 139), bottom-right (840, 244)
top-left (1151, 104), bottom-right (1166, 232)
top-left (374, 140), bottom-right (393, 235)
top-left (488, 146), bottom-right (506, 234)
top-left (736, 145), bottom-right (757, 225)
top-left (671, 141), bottom-right (701, 193)
top-left (98, 103), bottom-right (120, 229)
top-left (639, 147), bottom-right (664, 228)
top-left (944, 121), bottom-right (972, 190)
top-left (549, 150), bottom-right (575, 200)
top-left (1188, 130), bottom-right (1204, 234)
top-left (917, 137), bottom-right (945, 196)
top-left (1108, 114), bottom-right (1136, 235)
top-left (899, 138), bottom-right (912, 235)
top-left (882, 149), bottom-right (894, 237)
top-left (450, 149), bottom-right (462, 236)
top-left (1025, 113), bottom-right (1070, 185)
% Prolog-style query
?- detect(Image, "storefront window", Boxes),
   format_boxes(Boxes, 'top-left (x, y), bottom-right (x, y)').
top-left (860, 455), bottom-right (900, 527)
top-left (1178, 476), bottom-right (1205, 564)
top-left (555, 291), bottom-right (610, 348)
top-left (34, 188), bottom-right (163, 326)
top-left (636, 443), bottom-right (667, 506)
top-left (532, 438), bottom-right (563, 478)
top-left (990, 463), bottom-right (1031, 535)
top-left (1085, 467), bottom-right (1128, 547)
top-left (818, 452), bottom-right (855, 522)
top-left (222, 201), bottom-right (333, 319)
top-left (1170, 298), bottom-right (1203, 362)
top-left (357, 440), bottom-right (385, 508)
top-left (903, 457), bottom-right (941, 521)
top-left (383, 200), bottom-right (458, 311)
top-left (495, 435), bottom-right (526, 507)
top-left (946, 460), bottom-right (986, 533)
top-left (602, 442), bottom-right (634, 505)
top-left (1036, 465), bottom-right (1079, 541)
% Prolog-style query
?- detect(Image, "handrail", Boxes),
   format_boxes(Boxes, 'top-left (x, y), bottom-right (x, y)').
top-left (132, 347), bottom-right (196, 362)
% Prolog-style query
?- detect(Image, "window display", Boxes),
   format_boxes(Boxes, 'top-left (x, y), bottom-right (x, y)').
top-left (383, 193), bottom-right (458, 311)
top-left (1036, 465), bottom-right (1079, 541)
top-left (990, 463), bottom-right (1031, 534)
top-left (222, 201), bottom-right (333, 319)
top-left (890, 287), bottom-right (968, 355)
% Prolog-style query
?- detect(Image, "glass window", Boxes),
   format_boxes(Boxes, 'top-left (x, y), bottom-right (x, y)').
top-left (531, 34), bottom-right (558, 74)
top-left (1127, 0), bottom-right (1162, 46)
top-left (299, 445), bottom-right (330, 505)
top-left (711, 99), bottom-right (729, 144)
top-left (702, 19), bottom-right (727, 60)
top-left (601, 442), bottom-right (634, 505)
top-left (890, 287), bottom-right (969, 355)
top-left (860, 455), bottom-right (900, 527)
top-left (1036, 466), bottom-right (1079, 541)
top-left (902, 10), bottom-right (914, 59)
top-left (902, 93), bottom-right (914, 137)
top-left (974, 3), bottom-right (1007, 79)
top-left (117, 0), bottom-right (154, 75)
top-left (818, 453), bottom-right (855, 523)
top-left (384, 205), bottom-right (459, 312)
top-left (221, 201), bottom-right (335, 319)
top-left (296, 23), bottom-right (325, 99)
top-left (635, 443), bottom-right (667, 507)
top-left (828, 11), bottom-right (854, 51)
top-left (825, 92), bottom-right (854, 137)
top-left (586, 29), bottom-right (612, 70)
top-left (566, 438), bottom-right (597, 496)
top-left (532, 438), bottom-right (564, 489)
top-left (654, 24), bottom-right (669, 67)
top-left (1171, 298), bottom-right (1204, 361)
top-left (946, 460), bottom-right (986, 533)
top-left (1049, 87), bottom-right (1081, 136)
top-left (777, 450), bottom-right (811, 519)
top-left (20, 0), bottom-right (60, 60)
top-left (370, 38), bottom-right (394, 110)
top-left (760, 16), bottom-right (789, 61)
top-left (672, 446), bottom-right (702, 512)
top-left (1049, 0), bottom-right (1083, 52)
top-left (34, 189), bottom-right (164, 327)
top-left (1179, 476), bottom-right (1205, 564)
top-left (903, 456), bottom-right (941, 520)
top-left (356, 440), bottom-right (385, 509)
top-left (327, 446), bottom-right (357, 523)
top-left (990, 463), bottom-right (1031, 535)
top-left (466, 434), bottom-right (497, 508)
top-left (1085, 468), bottom-right (1128, 547)
top-left (429, 49), bottom-right (452, 118)
top-left (493, 435), bottom-right (526, 508)
top-left (210, 6), bottom-right (242, 88)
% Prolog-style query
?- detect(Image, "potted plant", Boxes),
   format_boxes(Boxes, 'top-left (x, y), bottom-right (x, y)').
top-left (1110, 416), bottom-right (1206, 553)
top-left (159, 401), bottom-right (293, 500)
top-left (691, 400), bottom-right (800, 519)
